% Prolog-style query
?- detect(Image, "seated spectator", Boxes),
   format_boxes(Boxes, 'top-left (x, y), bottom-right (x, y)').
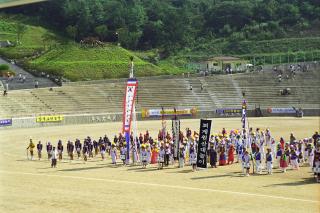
top-left (35, 80), bottom-right (39, 88)
top-left (280, 88), bottom-right (291, 96)
top-left (278, 74), bottom-right (282, 82)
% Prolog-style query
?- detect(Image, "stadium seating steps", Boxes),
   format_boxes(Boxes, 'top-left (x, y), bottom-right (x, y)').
top-left (0, 70), bottom-right (319, 118)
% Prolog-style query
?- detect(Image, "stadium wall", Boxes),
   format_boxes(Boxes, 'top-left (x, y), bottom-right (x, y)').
top-left (1, 109), bottom-right (319, 130)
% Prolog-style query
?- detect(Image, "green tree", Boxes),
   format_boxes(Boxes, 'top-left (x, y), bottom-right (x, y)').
top-left (15, 23), bottom-right (27, 45)
top-left (66, 25), bottom-right (77, 42)
top-left (41, 32), bottom-right (56, 50)
top-left (278, 4), bottom-right (300, 26)
top-left (117, 27), bottom-right (142, 49)
top-left (94, 25), bottom-right (109, 41)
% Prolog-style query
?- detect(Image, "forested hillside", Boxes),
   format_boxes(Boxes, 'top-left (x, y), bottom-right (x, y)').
top-left (6, 0), bottom-right (319, 53)
top-left (1, 0), bottom-right (320, 81)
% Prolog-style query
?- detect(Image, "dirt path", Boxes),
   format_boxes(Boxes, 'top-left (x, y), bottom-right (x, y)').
top-left (0, 57), bottom-right (57, 90)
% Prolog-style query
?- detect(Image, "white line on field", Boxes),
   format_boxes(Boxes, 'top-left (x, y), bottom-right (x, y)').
top-left (0, 170), bottom-right (318, 204)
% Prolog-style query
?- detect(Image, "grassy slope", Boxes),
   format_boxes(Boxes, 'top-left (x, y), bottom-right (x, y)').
top-left (28, 44), bottom-right (166, 81)
top-left (0, 15), bottom-right (170, 81)
top-left (0, 16), bottom-right (49, 58)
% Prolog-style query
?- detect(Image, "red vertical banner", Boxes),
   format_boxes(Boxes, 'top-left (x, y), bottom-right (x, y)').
top-left (122, 78), bottom-right (138, 133)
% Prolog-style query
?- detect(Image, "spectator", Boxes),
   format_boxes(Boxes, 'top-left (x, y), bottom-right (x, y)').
top-left (292, 70), bottom-right (296, 79)
top-left (273, 66), bottom-right (277, 72)
top-left (297, 64), bottom-right (301, 72)
top-left (8, 74), bottom-right (13, 82)
top-left (280, 88), bottom-right (290, 96)
top-left (297, 108), bottom-right (303, 118)
top-left (189, 85), bottom-right (193, 90)
top-left (35, 80), bottom-right (39, 88)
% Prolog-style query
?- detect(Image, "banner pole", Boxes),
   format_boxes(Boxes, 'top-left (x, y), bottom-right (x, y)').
top-left (132, 102), bottom-right (138, 164)
top-left (123, 56), bottom-right (138, 165)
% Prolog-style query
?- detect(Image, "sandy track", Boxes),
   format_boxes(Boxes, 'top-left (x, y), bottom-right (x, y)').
top-left (0, 117), bottom-right (319, 212)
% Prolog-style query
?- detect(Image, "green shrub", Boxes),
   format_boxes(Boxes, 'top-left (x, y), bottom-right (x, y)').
top-left (0, 64), bottom-right (9, 71)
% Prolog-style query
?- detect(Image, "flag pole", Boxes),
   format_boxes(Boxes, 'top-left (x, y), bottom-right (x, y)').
top-left (241, 92), bottom-right (254, 174)
top-left (124, 56), bottom-right (137, 165)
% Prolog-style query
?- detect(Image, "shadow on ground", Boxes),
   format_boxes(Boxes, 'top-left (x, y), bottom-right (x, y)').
top-left (57, 164), bottom-right (122, 172)
top-left (190, 173), bottom-right (241, 180)
top-left (263, 177), bottom-right (316, 187)
top-left (127, 166), bottom-right (176, 172)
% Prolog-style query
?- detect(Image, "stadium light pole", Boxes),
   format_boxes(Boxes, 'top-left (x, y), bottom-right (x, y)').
top-left (116, 32), bottom-right (120, 46)
top-left (130, 56), bottom-right (134, 78)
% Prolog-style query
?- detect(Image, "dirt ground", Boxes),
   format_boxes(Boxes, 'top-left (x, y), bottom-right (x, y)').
top-left (0, 117), bottom-right (319, 213)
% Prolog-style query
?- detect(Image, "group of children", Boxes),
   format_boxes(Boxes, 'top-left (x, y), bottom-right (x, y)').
top-left (26, 128), bottom-right (320, 182)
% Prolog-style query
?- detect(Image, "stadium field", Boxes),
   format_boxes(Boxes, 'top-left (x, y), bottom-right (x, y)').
top-left (0, 117), bottom-right (319, 212)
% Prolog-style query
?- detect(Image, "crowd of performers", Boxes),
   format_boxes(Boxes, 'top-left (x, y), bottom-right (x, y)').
top-left (26, 128), bottom-right (320, 182)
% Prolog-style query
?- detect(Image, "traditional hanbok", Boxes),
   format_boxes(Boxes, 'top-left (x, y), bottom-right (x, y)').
top-left (120, 147), bottom-right (127, 164)
top-left (189, 147), bottom-right (197, 165)
top-left (290, 151), bottom-right (299, 169)
top-left (209, 148), bottom-right (217, 168)
top-left (266, 152), bottom-right (273, 174)
top-left (151, 148), bottom-right (159, 164)
top-left (158, 148), bottom-right (165, 169)
top-left (219, 147), bottom-right (227, 166)
top-left (141, 150), bottom-right (148, 167)
top-left (276, 149), bottom-right (282, 168)
top-left (227, 145), bottom-right (235, 164)
top-left (111, 147), bottom-right (117, 164)
top-left (280, 153), bottom-right (288, 172)
top-left (255, 151), bottom-right (262, 174)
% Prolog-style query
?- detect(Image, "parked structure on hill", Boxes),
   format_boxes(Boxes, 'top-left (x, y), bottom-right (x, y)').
top-left (199, 56), bottom-right (248, 73)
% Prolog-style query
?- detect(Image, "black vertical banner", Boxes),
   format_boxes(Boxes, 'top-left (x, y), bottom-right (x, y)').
top-left (196, 119), bottom-right (212, 168)
top-left (172, 119), bottom-right (180, 159)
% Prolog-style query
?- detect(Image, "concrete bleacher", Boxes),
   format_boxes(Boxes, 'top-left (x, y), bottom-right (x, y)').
top-left (0, 70), bottom-right (319, 118)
